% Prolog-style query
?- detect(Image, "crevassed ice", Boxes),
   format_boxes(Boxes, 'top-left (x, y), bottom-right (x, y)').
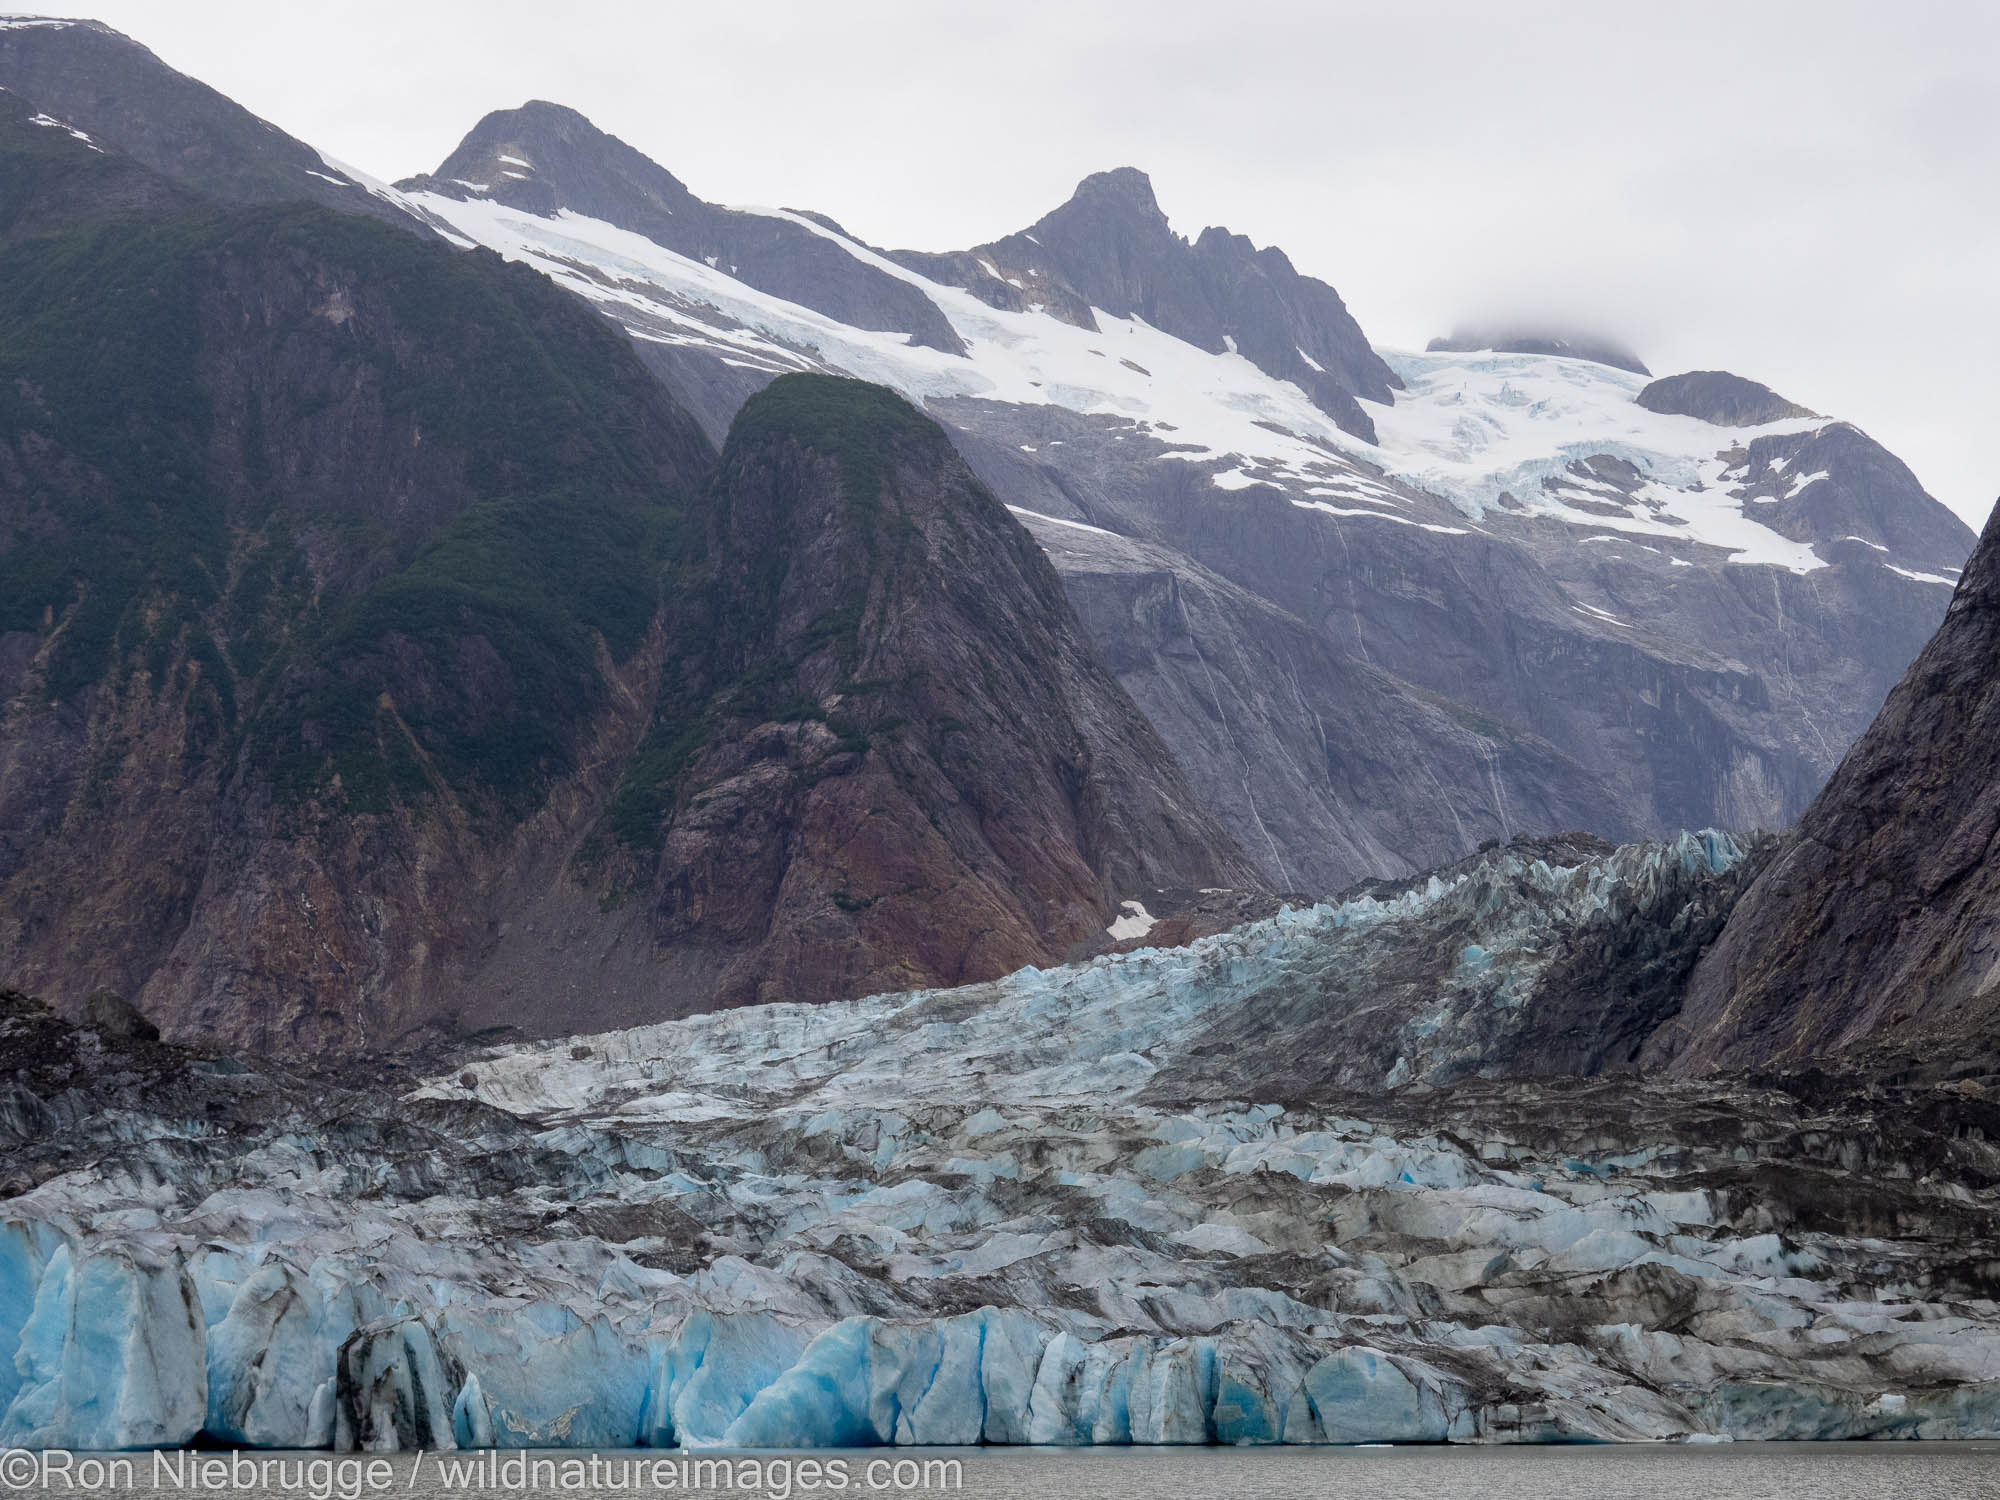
top-left (5, 831), bottom-right (1997, 1451)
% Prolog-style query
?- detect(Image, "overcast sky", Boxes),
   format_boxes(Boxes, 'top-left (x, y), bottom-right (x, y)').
top-left (73, 0), bottom-right (2000, 526)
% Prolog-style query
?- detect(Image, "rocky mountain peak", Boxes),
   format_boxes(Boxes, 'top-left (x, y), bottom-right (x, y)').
top-left (408, 99), bottom-right (698, 220)
top-left (483, 97), bottom-right (596, 137)
top-left (1637, 370), bottom-right (1818, 426)
top-left (1066, 165), bottom-right (1167, 220)
top-left (0, 17), bottom-right (415, 227)
top-left (401, 102), bottom-right (966, 363)
top-left (970, 167), bottom-right (1397, 437)
top-left (603, 373), bottom-right (1269, 1015)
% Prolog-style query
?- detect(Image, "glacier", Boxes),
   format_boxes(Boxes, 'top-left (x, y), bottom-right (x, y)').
top-left (0, 832), bottom-right (1996, 1450)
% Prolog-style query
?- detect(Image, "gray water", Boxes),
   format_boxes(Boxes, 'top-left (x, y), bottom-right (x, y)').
top-left (34, 1445), bottom-right (2000, 1500)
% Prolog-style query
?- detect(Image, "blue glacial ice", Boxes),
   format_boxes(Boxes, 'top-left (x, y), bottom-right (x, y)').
top-left (1, 832), bottom-right (1997, 1449)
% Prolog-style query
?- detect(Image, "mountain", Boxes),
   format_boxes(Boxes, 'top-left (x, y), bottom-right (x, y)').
top-left (529, 373), bottom-right (1268, 1017)
top-left (0, 97), bottom-right (712, 1050)
top-left (1637, 369), bottom-right (1817, 426)
top-left (1007, 509), bottom-right (1633, 883)
top-left (0, 84), bottom-right (190, 242)
top-left (0, 16), bottom-right (1982, 1026)
top-left (0, 17), bottom-right (420, 228)
top-left (1652, 500), bottom-right (2000, 1080)
top-left (387, 105), bottom-right (1976, 894)
top-left (5, 21), bottom-right (2000, 1455)
top-left (0, 98), bottom-right (1258, 1050)
top-left (886, 165), bottom-right (1399, 441)
top-left (3, 20), bottom-right (1969, 896)
top-left (396, 100), bottom-right (966, 438)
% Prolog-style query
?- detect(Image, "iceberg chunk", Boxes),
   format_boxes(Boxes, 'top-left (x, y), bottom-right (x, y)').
top-left (333, 1316), bottom-right (460, 1452)
top-left (0, 1242), bottom-right (207, 1450)
top-left (1287, 1346), bottom-right (1450, 1443)
top-left (206, 1261), bottom-right (340, 1447)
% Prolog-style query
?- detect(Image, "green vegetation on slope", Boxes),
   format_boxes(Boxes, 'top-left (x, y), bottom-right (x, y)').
top-left (605, 375), bottom-right (945, 848)
top-left (721, 372), bottom-right (946, 508)
top-left (0, 139), bottom-right (710, 818)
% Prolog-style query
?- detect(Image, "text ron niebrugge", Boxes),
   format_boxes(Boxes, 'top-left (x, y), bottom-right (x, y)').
top-left (0, 1451), bottom-right (968, 1497)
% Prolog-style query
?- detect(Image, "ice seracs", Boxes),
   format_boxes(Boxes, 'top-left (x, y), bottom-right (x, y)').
top-left (0, 834), bottom-right (1995, 1449)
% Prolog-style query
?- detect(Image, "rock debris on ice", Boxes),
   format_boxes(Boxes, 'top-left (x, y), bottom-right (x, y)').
top-left (0, 834), bottom-right (1996, 1449)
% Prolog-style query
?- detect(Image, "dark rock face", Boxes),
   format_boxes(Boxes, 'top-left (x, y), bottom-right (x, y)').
top-left (1007, 507), bottom-right (1632, 892)
top-left (1724, 421), bottom-right (1977, 565)
top-left (83, 990), bottom-right (157, 1043)
top-left (398, 102), bottom-right (965, 356)
top-left (1427, 327), bottom-right (1651, 375)
top-left (1657, 499), bottom-right (2000, 1079)
top-left (0, 86), bottom-right (193, 243)
top-left (0, 19), bottom-right (416, 229)
top-left (585, 376), bottom-right (1267, 1014)
top-left (1638, 370), bottom-right (1818, 426)
top-left (892, 167), bottom-right (1399, 441)
top-left (0, 114), bottom-right (722, 1050)
top-left (942, 401), bottom-right (1968, 894)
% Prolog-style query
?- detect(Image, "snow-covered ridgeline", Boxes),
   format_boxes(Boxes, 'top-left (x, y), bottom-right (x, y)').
top-left (2, 832), bottom-right (1997, 1451)
top-left (395, 193), bottom-right (1401, 497)
top-left (389, 190), bottom-right (1880, 576)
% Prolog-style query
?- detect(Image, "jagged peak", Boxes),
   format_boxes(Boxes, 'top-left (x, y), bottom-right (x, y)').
top-left (408, 98), bottom-right (695, 209)
top-left (1194, 224), bottom-right (1253, 256)
top-left (463, 98), bottom-right (602, 141)
top-left (1066, 166), bottom-right (1163, 218)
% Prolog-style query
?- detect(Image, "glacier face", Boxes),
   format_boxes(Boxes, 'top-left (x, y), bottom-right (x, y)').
top-left (0, 833), bottom-right (1997, 1450)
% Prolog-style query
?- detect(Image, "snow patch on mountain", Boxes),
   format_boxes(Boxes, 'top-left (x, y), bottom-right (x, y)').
top-left (391, 189), bottom-right (1880, 578)
top-left (1369, 351), bottom-right (1831, 572)
top-left (24, 110), bottom-right (97, 148)
top-left (1106, 900), bottom-right (1157, 940)
top-left (401, 193), bottom-right (1405, 501)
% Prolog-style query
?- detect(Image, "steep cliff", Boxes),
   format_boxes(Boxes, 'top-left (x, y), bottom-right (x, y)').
top-left (0, 105), bottom-right (721, 1050)
top-left (1655, 500), bottom-right (2000, 1080)
top-left (577, 375), bottom-right (1267, 1015)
